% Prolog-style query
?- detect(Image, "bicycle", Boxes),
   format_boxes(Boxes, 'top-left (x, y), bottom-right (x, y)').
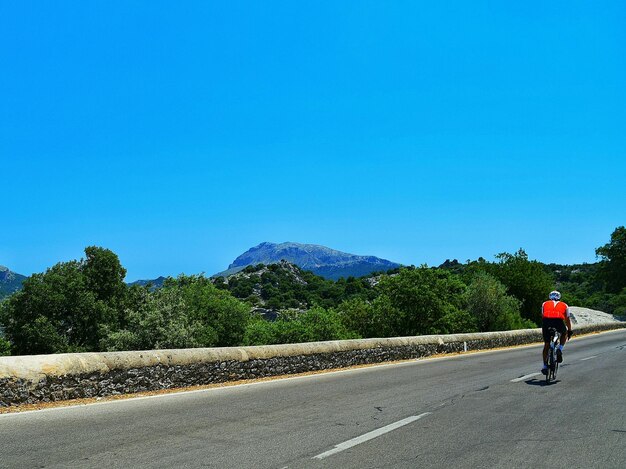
top-left (545, 327), bottom-right (560, 384)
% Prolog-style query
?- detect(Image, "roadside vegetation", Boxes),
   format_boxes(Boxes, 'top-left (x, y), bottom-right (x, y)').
top-left (1, 227), bottom-right (624, 355)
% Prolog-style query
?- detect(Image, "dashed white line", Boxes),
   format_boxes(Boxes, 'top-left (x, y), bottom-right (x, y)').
top-left (510, 373), bottom-right (541, 382)
top-left (312, 412), bottom-right (432, 460)
top-left (580, 356), bottom-right (598, 361)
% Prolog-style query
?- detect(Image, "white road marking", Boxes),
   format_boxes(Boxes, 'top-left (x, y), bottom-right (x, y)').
top-left (312, 413), bottom-right (432, 460)
top-left (511, 373), bottom-right (541, 382)
top-left (580, 356), bottom-right (597, 361)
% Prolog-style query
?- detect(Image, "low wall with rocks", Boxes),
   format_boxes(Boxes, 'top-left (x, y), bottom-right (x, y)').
top-left (1, 322), bottom-right (624, 407)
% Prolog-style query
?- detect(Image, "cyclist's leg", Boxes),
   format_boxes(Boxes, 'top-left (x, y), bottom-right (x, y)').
top-left (557, 320), bottom-right (567, 362)
top-left (560, 330), bottom-right (568, 347)
top-left (541, 342), bottom-right (550, 374)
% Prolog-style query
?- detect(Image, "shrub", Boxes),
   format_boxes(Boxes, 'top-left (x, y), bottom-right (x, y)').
top-left (243, 307), bottom-right (359, 345)
top-left (372, 267), bottom-right (475, 336)
top-left (101, 287), bottom-right (219, 351)
top-left (465, 272), bottom-right (534, 331)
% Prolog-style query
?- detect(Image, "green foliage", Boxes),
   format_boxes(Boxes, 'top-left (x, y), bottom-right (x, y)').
top-left (465, 272), bottom-right (534, 331)
top-left (336, 298), bottom-right (379, 338)
top-left (487, 249), bottom-right (553, 325)
top-left (102, 274), bottom-right (252, 350)
top-left (438, 308), bottom-right (477, 334)
top-left (0, 253), bottom-right (121, 355)
top-left (241, 315), bottom-right (277, 346)
top-left (219, 263), bottom-right (375, 312)
top-left (543, 262), bottom-right (601, 306)
top-left (596, 226), bottom-right (626, 294)
top-left (371, 267), bottom-right (476, 336)
top-left (83, 246), bottom-right (128, 305)
top-left (3, 226), bottom-right (625, 354)
top-left (295, 306), bottom-right (360, 342)
top-left (609, 288), bottom-right (626, 318)
top-left (100, 287), bottom-right (218, 351)
top-left (243, 307), bottom-right (359, 345)
top-left (166, 274), bottom-right (251, 347)
top-left (579, 288), bottom-right (626, 317)
top-left (0, 336), bottom-right (12, 356)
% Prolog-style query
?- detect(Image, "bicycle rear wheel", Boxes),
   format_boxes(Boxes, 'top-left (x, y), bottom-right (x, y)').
top-left (553, 360), bottom-right (558, 380)
top-left (546, 349), bottom-right (555, 383)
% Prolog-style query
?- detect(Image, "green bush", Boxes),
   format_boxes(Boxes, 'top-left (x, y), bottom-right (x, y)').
top-left (371, 267), bottom-right (476, 337)
top-left (465, 272), bottom-right (534, 331)
top-left (0, 336), bottom-right (11, 356)
top-left (168, 274), bottom-right (252, 347)
top-left (336, 298), bottom-right (377, 338)
top-left (243, 307), bottom-right (359, 345)
top-left (100, 287), bottom-right (218, 351)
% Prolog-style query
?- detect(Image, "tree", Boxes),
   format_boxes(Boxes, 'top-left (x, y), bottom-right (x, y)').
top-left (372, 267), bottom-right (476, 336)
top-left (83, 246), bottom-right (128, 310)
top-left (164, 274), bottom-right (252, 347)
top-left (465, 272), bottom-right (534, 331)
top-left (337, 298), bottom-right (378, 338)
top-left (488, 249), bottom-right (554, 325)
top-left (1, 262), bottom-right (105, 354)
top-left (0, 247), bottom-right (126, 355)
top-left (0, 336), bottom-right (11, 356)
top-left (596, 226), bottom-right (626, 293)
top-left (100, 287), bottom-right (218, 351)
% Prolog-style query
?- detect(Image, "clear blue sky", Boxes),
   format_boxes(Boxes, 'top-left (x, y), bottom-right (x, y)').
top-left (1, 1), bottom-right (625, 281)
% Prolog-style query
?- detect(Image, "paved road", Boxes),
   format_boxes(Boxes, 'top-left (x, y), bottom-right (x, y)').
top-left (2, 330), bottom-right (625, 468)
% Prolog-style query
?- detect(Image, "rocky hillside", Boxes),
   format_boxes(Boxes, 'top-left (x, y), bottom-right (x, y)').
top-left (0, 266), bottom-right (26, 300)
top-left (216, 242), bottom-right (401, 280)
top-left (213, 260), bottom-right (376, 319)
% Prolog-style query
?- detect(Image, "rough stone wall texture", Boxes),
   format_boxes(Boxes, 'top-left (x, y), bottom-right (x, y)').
top-left (1, 322), bottom-right (624, 407)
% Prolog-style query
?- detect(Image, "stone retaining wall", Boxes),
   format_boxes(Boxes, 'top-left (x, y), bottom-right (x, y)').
top-left (1, 322), bottom-right (624, 407)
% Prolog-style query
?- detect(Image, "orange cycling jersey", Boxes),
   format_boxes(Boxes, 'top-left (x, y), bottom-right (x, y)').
top-left (542, 300), bottom-right (569, 320)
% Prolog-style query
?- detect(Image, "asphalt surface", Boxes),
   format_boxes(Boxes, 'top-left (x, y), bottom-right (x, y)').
top-left (1, 330), bottom-right (625, 469)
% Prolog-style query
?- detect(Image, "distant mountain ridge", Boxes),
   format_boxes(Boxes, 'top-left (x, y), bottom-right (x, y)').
top-left (216, 242), bottom-right (401, 280)
top-left (0, 265), bottom-right (26, 300)
top-left (5, 242), bottom-right (401, 293)
top-left (129, 276), bottom-right (167, 289)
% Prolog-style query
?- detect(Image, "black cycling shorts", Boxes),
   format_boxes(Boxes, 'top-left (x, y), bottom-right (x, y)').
top-left (542, 317), bottom-right (566, 342)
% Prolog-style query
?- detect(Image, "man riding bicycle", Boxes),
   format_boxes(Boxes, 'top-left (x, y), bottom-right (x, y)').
top-left (541, 290), bottom-right (573, 375)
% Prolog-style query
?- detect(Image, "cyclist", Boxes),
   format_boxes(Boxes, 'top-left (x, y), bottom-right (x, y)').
top-left (541, 290), bottom-right (573, 375)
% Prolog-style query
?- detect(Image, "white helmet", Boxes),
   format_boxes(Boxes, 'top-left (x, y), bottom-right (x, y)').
top-left (549, 290), bottom-right (561, 301)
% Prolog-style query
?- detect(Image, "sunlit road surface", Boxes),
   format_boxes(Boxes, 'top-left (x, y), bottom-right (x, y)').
top-left (1, 330), bottom-right (625, 468)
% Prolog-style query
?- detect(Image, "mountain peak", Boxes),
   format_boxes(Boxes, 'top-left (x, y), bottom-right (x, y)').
top-left (0, 265), bottom-right (27, 299)
top-left (220, 242), bottom-right (401, 280)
